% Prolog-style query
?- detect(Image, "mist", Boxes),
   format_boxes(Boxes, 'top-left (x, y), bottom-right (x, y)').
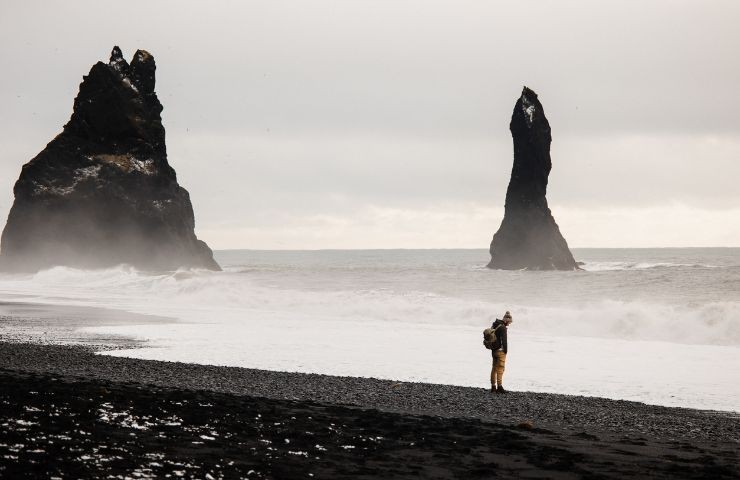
top-left (1, 0), bottom-right (739, 248)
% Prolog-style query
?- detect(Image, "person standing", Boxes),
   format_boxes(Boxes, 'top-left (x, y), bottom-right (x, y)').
top-left (490, 311), bottom-right (513, 394)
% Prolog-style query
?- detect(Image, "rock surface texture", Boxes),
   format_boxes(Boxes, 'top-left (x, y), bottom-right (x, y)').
top-left (488, 87), bottom-right (577, 270)
top-left (1, 47), bottom-right (220, 271)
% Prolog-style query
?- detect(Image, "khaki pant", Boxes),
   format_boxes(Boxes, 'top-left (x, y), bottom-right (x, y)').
top-left (490, 350), bottom-right (506, 387)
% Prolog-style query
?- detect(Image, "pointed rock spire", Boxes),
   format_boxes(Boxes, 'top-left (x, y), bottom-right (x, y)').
top-left (110, 45), bottom-right (123, 61)
top-left (63, 45), bottom-right (164, 151)
top-left (488, 87), bottom-right (577, 270)
top-left (108, 45), bottom-right (129, 71)
top-left (517, 86), bottom-right (539, 128)
top-left (130, 49), bottom-right (156, 94)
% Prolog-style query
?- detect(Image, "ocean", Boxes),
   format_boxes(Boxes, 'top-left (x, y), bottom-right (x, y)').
top-left (1, 248), bottom-right (738, 412)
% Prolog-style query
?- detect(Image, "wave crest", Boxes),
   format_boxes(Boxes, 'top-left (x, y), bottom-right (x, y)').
top-left (0, 265), bottom-right (738, 347)
top-left (581, 261), bottom-right (720, 272)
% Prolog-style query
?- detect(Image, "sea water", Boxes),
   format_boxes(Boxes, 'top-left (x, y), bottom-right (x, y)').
top-left (0, 248), bottom-right (738, 412)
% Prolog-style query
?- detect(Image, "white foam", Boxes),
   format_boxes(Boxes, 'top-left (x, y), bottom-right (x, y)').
top-left (1, 265), bottom-right (739, 346)
top-left (582, 261), bottom-right (718, 271)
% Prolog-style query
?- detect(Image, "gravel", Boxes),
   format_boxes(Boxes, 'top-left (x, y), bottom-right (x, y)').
top-left (1, 341), bottom-right (737, 444)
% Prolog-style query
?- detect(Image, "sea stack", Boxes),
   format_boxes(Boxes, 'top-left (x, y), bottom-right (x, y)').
top-left (0, 47), bottom-right (220, 272)
top-left (488, 87), bottom-right (577, 270)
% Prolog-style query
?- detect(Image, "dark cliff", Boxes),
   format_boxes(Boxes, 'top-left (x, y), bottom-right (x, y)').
top-left (488, 87), bottom-right (577, 271)
top-left (0, 47), bottom-right (220, 272)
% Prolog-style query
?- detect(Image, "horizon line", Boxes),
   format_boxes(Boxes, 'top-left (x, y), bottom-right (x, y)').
top-left (212, 246), bottom-right (740, 252)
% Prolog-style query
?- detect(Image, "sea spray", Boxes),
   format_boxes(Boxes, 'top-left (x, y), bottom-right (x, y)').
top-left (1, 248), bottom-right (739, 411)
top-left (0, 250), bottom-right (738, 346)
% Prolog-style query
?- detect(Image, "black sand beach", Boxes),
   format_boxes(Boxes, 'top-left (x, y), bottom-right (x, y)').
top-left (0, 300), bottom-right (171, 349)
top-left (1, 342), bottom-right (738, 479)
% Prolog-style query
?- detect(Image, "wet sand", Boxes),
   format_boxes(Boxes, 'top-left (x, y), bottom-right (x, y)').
top-left (0, 342), bottom-right (738, 479)
top-left (0, 301), bottom-right (171, 349)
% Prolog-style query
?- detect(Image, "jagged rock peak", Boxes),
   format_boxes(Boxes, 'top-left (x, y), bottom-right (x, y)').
top-left (109, 45), bottom-right (126, 64)
top-left (107, 46), bottom-right (154, 80)
top-left (63, 45), bottom-right (165, 153)
top-left (133, 49), bottom-right (153, 63)
top-left (518, 86), bottom-right (538, 127)
top-left (512, 86), bottom-right (548, 132)
top-left (130, 49), bottom-right (156, 94)
top-left (487, 87), bottom-right (577, 271)
top-left (103, 46), bottom-right (156, 94)
top-left (0, 46), bottom-right (220, 272)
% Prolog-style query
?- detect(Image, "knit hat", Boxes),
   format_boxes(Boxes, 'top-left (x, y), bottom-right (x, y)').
top-left (503, 311), bottom-right (513, 322)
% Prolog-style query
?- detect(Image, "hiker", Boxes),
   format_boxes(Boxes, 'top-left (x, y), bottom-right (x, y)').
top-left (488, 311), bottom-right (513, 394)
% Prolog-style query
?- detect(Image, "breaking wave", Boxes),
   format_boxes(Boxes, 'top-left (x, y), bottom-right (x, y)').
top-left (0, 263), bottom-right (738, 347)
top-left (580, 261), bottom-right (720, 272)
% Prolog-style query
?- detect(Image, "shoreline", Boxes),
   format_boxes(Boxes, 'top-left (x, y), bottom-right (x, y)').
top-left (1, 342), bottom-right (738, 435)
top-left (0, 300), bottom-right (171, 350)
top-left (0, 297), bottom-right (738, 415)
top-left (2, 275), bottom-right (739, 414)
top-left (0, 342), bottom-right (738, 479)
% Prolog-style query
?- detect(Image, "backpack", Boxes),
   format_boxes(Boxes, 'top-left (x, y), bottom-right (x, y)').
top-left (483, 323), bottom-right (503, 350)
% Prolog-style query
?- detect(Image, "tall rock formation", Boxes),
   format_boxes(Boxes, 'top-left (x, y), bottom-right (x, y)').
top-left (488, 87), bottom-right (577, 270)
top-left (0, 47), bottom-right (220, 272)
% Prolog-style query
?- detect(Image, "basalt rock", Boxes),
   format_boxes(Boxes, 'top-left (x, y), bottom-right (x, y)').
top-left (0, 47), bottom-right (220, 272)
top-left (488, 87), bottom-right (577, 271)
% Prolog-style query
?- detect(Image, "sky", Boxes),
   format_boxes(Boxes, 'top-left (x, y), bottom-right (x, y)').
top-left (1, 0), bottom-right (739, 249)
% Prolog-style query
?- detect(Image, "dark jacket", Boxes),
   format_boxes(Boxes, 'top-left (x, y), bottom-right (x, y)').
top-left (490, 319), bottom-right (508, 354)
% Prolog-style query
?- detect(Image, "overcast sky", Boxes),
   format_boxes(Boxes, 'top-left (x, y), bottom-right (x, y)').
top-left (1, 0), bottom-right (739, 249)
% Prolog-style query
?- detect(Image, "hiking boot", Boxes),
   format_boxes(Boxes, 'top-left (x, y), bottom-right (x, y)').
top-left (490, 386), bottom-right (498, 394)
top-left (497, 386), bottom-right (508, 394)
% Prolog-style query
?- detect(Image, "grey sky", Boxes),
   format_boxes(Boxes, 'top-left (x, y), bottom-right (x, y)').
top-left (1, 1), bottom-right (739, 248)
